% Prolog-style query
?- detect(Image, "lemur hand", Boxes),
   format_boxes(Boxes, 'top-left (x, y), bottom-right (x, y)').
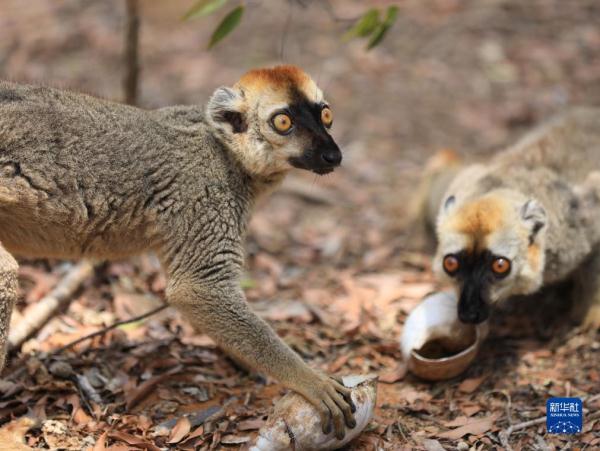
top-left (290, 368), bottom-right (356, 439)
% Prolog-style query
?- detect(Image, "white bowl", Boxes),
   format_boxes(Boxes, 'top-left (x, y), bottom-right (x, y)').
top-left (400, 291), bottom-right (488, 381)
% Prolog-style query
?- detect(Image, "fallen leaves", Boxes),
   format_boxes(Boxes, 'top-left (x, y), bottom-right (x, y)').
top-left (0, 416), bottom-right (35, 451)
top-left (457, 375), bottom-right (487, 393)
top-left (167, 417), bottom-right (191, 444)
top-left (437, 413), bottom-right (500, 440)
top-left (379, 363), bottom-right (407, 384)
top-left (3, 5), bottom-right (600, 449)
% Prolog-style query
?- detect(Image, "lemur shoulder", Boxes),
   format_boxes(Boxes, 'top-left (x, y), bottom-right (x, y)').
top-left (0, 65), bottom-right (355, 438)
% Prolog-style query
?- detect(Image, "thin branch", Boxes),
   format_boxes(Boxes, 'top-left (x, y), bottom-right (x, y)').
top-left (51, 304), bottom-right (168, 355)
top-left (498, 409), bottom-right (600, 446)
top-left (123, 0), bottom-right (140, 105)
top-left (8, 261), bottom-right (96, 349)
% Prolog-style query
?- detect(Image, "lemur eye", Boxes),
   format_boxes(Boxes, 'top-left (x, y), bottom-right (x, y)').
top-left (321, 107), bottom-right (333, 128)
top-left (491, 257), bottom-right (511, 276)
top-left (443, 254), bottom-right (460, 275)
top-left (271, 113), bottom-right (293, 134)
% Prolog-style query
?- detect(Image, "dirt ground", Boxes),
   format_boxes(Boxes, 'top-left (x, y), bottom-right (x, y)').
top-left (0, 0), bottom-right (599, 449)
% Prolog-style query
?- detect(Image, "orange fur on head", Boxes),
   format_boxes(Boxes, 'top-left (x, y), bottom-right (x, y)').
top-left (447, 196), bottom-right (507, 251)
top-left (236, 65), bottom-right (319, 101)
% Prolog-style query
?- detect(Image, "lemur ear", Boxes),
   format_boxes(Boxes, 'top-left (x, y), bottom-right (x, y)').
top-left (207, 86), bottom-right (247, 133)
top-left (443, 195), bottom-right (456, 212)
top-left (520, 199), bottom-right (546, 243)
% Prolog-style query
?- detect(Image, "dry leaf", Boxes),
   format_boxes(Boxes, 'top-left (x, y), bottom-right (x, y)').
top-left (458, 375), bottom-right (487, 394)
top-left (167, 416), bottom-right (191, 444)
top-left (93, 431), bottom-right (108, 451)
top-left (0, 416), bottom-right (35, 451)
top-left (461, 404), bottom-right (482, 417)
top-left (379, 363), bottom-right (407, 383)
top-left (422, 438), bottom-right (447, 451)
top-left (108, 431), bottom-right (161, 451)
top-left (437, 413), bottom-right (499, 440)
top-left (220, 434), bottom-right (250, 444)
top-left (237, 419), bottom-right (265, 431)
top-left (125, 366), bottom-right (182, 410)
top-left (443, 416), bottom-right (469, 427)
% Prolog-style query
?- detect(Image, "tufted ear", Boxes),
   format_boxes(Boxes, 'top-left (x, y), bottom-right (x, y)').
top-left (206, 86), bottom-right (247, 133)
top-left (520, 199), bottom-right (546, 244)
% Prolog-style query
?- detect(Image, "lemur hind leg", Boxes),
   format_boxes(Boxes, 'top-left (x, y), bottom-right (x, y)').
top-left (570, 171), bottom-right (600, 329)
top-left (572, 246), bottom-right (600, 330)
top-left (0, 243), bottom-right (19, 371)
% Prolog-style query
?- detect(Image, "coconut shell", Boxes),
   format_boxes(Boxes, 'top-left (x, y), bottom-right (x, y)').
top-left (250, 375), bottom-right (377, 451)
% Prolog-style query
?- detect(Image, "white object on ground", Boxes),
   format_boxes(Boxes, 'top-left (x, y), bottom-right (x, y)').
top-left (400, 291), bottom-right (489, 380)
top-left (250, 374), bottom-right (377, 451)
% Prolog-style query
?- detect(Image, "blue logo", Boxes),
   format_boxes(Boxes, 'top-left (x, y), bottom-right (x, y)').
top-left (546, 397), bottom-right (583, 434)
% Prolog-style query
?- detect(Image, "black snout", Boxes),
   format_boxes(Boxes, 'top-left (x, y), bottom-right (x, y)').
top-left (458, 303), bottom-right (489, 324)
top-left (321, 148), bottom-right (342, 166)
top-left (458, 282), bottom-right (490, 324)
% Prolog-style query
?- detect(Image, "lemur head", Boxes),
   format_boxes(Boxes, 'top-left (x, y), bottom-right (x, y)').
top-left (206, 65), bottom-right (341, 178)
top-left (434, 190), bottom-right (547, 324)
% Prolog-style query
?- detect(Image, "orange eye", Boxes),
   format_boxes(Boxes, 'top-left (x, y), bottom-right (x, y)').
top-left (492, 257), bottom-right (511, 276)
top-left (321, 107), bottom-right (333, 128)
top-left (443, 255), bottom-right (460, 275)
top-left (271, 113), bottom-right (293, 134)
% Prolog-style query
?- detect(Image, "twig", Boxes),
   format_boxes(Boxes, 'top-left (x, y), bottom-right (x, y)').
top-left (487, 389), bottom-right (513, 426)
top-left (75, 373), bottom-right (103, 412)
top-left (8, 261), bottom-right (96, 349)
top-left (51, 304), bottom-right (168, 355)
top-left (498, 409), bottom-right (600, 447)
top-left (123, 0), bottom-right (140, 105)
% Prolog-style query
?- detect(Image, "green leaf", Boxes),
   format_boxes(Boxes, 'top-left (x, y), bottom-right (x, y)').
top-left (342, 8), bottom-right (380, 41)
top-left (183, 0), bottom-right (229, 20)
top-left (208, 5), bottom-right (244, 49)
top-left (240, 277), bottom-right (256, 289)
top-left (367, 5), bottom-right (398, 50)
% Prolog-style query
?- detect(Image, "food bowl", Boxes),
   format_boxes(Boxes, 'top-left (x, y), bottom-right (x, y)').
top-left (400, 291), bottom-right (488, 381)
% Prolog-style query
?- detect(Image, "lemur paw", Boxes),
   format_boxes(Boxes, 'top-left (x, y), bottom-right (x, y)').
top-left (583, 305), bottom-right (600, 330)
top-left (294, 371), bottom-right (356, 440)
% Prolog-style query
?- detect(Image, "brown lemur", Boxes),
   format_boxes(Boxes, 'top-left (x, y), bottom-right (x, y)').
top-left (423, 108), bottom-right (600, 328)
top-left (0, 65), bottom-right (357, 438)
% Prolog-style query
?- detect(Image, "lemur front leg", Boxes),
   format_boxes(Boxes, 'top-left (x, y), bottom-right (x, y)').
top-left (0, 243), bottom-right (19, 372)
top-left (166, 271), bottom-right (356, 438)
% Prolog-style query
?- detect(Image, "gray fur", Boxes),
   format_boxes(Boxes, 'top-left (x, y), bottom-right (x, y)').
top-left (0, 75), bottom-right (354, 437)
top-left (434, 108), bottom-right (600, 327)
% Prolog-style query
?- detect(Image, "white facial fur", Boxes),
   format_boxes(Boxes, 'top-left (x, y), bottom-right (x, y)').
top-left (435, 189), bottom-right (547, 304)
top-left (205, 67), bottom-right (330, 178)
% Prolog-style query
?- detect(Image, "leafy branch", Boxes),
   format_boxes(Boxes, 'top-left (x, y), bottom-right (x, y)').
top-left (183, 0), bottom-right (399, 50)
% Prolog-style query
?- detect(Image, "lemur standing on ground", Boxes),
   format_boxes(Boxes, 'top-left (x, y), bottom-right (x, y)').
top-left (427, 108), bottom-right (600, 328)
top-left (0, 65), bottom-right (356, 438)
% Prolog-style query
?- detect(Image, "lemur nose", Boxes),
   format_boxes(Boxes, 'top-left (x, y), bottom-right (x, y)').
top-left (322, 150), bottom-right (342, 166)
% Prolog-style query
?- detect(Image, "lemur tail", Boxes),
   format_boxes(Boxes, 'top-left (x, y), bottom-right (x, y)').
top-left (408, 149), bottom-right (463, 243)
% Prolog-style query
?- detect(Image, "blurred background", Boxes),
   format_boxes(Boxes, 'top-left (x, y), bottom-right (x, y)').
top-left (1, 0), bottom-right (599, 449)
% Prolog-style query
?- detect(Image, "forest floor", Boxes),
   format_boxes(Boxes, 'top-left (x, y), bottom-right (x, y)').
top-left (0, 0), bottom-right (599, 449)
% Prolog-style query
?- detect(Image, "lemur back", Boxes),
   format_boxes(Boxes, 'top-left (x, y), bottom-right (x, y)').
top-left (496, 107), bottom-right (600, 182)
top-left (0, 81), bottom-right (249, 261)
